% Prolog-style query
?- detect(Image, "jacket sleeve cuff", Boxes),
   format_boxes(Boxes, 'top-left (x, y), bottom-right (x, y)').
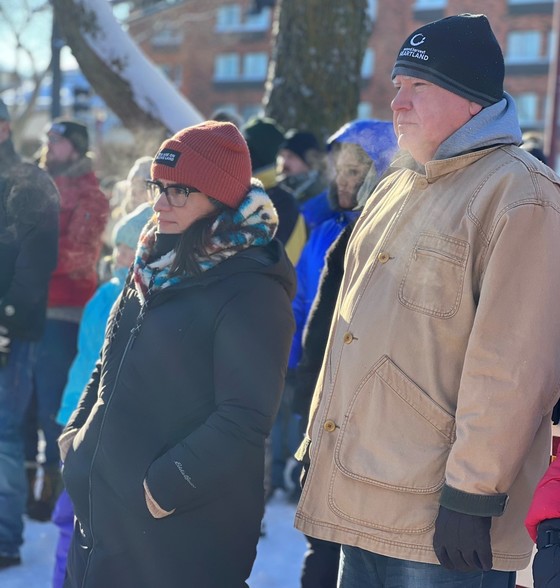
top-left (58, 428), bottom-right (78, 463)
top-left (440, 484), bottom-right (509, 517)
top-left (143, 479), bottom-right (175, 519)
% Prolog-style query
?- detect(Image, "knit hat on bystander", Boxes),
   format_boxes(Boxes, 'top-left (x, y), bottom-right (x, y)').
top-left (151, 121), bottom-right (252, 209)
top-left (392, 13), bottom-right (504, 107)
top-left (112, 203), bottom-right (153, 250)
top-left (47, 118), bottom-right (89, 155)
top-left (242, 116), bottom-right (285, 172)
top-left (279, 130), bottom-right (322, 165)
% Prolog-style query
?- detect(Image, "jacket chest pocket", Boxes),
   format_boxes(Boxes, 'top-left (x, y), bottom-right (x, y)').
top-left (398, 233), bottom-right (469, 319)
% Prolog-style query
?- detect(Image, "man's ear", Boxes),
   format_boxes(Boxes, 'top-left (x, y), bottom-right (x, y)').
top-left (69, 146), bottom-right (81, 162)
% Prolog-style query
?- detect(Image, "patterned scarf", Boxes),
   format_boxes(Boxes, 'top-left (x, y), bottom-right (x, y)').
top-left (133, 180), bottom-right (278, 304)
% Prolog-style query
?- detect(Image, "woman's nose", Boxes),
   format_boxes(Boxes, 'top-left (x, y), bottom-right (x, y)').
top-left (152, 191), bottom-right (170, 211)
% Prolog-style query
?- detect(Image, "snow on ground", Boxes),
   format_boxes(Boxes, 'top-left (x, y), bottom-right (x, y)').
top-left (1, 490), bottom-right (306, 588)
top-left (1, 488), bottom-right (537, 587)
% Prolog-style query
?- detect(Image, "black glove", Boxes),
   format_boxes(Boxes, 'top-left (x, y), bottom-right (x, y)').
top-left (0, 326), bottom-right (10, 368)
top-left (552, 397), bottom-right (560, 425)
top-left (433, 505), bottom-right (493, 572)
top-left (534, 519), bottom-right (560, 588)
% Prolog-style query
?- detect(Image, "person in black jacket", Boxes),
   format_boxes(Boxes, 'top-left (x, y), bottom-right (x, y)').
top-left (58, 120), bottom-right (295, 588)
top-left (0, 99), bottom-right (59, 570)
top-left (292, 163), bottom-right (381, 588)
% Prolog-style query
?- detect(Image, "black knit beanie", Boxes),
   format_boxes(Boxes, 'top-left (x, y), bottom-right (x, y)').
top-left (241, 116), bottom-right (285, 171)
top-left (392, 13), bottom-right (504, 107)
top-left (279, 130), bottom-right (322, 164)
top-left (48, 118), bottom-right (89, 156)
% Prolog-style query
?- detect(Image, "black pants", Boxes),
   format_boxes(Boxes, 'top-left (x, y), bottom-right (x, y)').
top-left (301, 535), bottom-right (341, 588)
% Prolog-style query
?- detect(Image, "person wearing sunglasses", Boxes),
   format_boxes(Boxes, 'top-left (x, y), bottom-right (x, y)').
top-left (58, 120), bottom-right (296, 588)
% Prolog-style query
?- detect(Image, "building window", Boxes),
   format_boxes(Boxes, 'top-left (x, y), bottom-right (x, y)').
top-left (242, 53), bottom-right (268, 81)
top-left (243, 8), bottom-right (271, 32)
top-left (361, 48), bottom-right (375, 79)
top-left (215, 4), bottom-right (271, 32)
top-left (507, 0), bottom-right (553, 16)
top-left (214, 53), bottom-right (240, 81)
top-left (216, 5), bottom-right (242, 31)
top-left (514, 93), bottom-right (539, 126)
top-left (549, 30), bottom-right (557, 61)
top-left (506, 31), bottom-right (543, 63)
top-left (367, 0), bottom-right (377, 21)
top-left (412, 0), bottom-right (446, 21)
top-left (413, 0), bottom-right (447, 7)
top-left (151, 24), bottom-right (183, 49)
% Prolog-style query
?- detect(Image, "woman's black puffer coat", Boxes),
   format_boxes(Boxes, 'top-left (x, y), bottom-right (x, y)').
top-left (62, 240), bottom-right (295, 588)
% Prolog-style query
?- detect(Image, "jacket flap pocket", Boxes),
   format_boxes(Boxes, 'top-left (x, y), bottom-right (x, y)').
top-left (377, 357), bottom-right (455, 441)
top-left (334, 356), bottom-right (455, 494)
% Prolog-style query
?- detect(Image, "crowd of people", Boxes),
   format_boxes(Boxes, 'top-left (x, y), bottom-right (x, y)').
top-left (1, 11), bottom-right (560, 588)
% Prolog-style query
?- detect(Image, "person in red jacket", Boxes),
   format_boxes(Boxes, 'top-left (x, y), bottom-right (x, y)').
top-left (24, 119), bottom-right (109, 522)
top-left (525, 455), bottom-right (560, 588)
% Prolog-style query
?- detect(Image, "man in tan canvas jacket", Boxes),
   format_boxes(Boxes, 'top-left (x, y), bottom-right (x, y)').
top-left (295, 13), bottom-right (560, 588)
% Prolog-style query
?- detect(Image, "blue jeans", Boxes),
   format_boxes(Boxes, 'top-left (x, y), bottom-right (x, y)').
top-left (24, 319), bottom-right (78, 466)
top-left (270, 379), bottom-right (302, 491)
top-left (338, 546), bottom-right (516, 588)
top-left (0, 340), bottom-right (35, 556)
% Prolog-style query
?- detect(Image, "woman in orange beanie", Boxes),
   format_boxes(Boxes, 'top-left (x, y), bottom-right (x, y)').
top-left (58, 121), bottom-right (296, 588)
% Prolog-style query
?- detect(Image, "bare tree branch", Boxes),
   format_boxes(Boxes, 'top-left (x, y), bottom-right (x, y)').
top-left (51, 0), bottom-right (202, 151)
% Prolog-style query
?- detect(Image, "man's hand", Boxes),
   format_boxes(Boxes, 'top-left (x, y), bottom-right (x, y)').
top-left (433, 505), bottom-right (493, 572)
top-left (0, 326), bottom-right (10, 368)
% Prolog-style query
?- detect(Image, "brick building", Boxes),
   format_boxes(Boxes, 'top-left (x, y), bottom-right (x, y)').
top-left (128, 0), bottom-right (555, 137)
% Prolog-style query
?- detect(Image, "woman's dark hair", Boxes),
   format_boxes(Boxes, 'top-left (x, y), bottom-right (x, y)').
top-left (169, 198), bottom-right (231, 276)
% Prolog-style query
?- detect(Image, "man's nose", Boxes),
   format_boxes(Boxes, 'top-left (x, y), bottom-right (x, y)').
top-left (391, 88), bottom-right (409, 111)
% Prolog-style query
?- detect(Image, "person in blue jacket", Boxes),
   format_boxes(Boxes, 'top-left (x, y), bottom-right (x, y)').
top-left (289, 120), bottom-right (398, 375)
top-left (51, 202), bottom-right (152, 588)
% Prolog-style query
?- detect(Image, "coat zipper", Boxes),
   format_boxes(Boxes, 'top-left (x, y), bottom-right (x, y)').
top-left (80, 331), bottom-right (135, 588)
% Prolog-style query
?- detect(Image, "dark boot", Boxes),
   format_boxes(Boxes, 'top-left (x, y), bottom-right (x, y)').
top-left (27, 465), bottom-right (62, 522)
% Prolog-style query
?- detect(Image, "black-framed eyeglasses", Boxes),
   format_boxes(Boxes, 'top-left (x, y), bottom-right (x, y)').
top-left (145, 180), bottom-right (200, 207)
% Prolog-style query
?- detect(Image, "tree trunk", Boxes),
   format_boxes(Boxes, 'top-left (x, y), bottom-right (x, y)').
top-left (264, 0), bottom-right (369, 142)
top-left (51, 0), bottom-right (203, 153)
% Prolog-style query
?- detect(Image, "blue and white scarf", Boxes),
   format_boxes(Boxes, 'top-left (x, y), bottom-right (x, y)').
top-left (133, 180), bottom-right (278, 304)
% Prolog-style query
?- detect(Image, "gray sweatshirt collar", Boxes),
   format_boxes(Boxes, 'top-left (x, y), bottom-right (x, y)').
top-left (433, 92), bottom-right (522, 161)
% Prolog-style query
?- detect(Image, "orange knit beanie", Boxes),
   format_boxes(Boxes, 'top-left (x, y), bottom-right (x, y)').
top-left (151, 121), bottom-right (252, 208)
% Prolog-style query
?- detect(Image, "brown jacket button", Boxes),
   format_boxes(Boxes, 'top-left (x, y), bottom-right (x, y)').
top-left (323, 420), bottom-right (336, 432)
top-left (378, 251), bottom-right (390, 264)
top-left (343, 332), bottom-right (354, 344)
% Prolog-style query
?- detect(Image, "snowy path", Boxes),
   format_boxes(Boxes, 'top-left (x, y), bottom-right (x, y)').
top-left (1, 491), bottom-right (307, 588)
top-left (1, 491), bottom-right (534, 587)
